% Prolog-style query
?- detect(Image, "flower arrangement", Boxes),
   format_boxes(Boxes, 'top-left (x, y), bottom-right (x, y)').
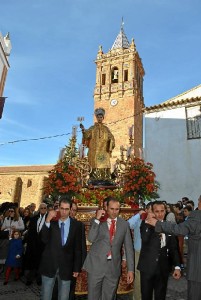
top-left (123, 157), bottom-right (159, 204)
top-left (44, 155), bottom-right (159, 208)
top-left (77, 188), bottom-right (123, 207)
top-left (44, 161), bottom-right (82, 198)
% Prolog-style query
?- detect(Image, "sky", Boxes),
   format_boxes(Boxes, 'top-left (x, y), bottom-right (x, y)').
top-left (0, 0), bottom-right (201, 166)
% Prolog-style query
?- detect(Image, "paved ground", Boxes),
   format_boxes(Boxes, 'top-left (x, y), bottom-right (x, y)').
top-left (0, 270), bottom-right (187, 300)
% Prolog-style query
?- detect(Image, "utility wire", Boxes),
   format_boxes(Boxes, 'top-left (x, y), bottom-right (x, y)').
top-left (0, 110), bottom-right (142, 147)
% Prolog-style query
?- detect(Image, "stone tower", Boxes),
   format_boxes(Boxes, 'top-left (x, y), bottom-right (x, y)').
top-left (94, 24), bottom-right (145, 165)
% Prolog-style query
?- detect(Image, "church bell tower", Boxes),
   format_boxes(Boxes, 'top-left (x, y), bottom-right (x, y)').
top-left (94, 24), bottom-right (145, 163)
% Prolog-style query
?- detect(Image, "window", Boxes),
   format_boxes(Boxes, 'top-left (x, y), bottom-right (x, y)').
top-left (186, 105), bottom-right (201, 139)
top-left (111, 67), bottom-right (118, 83)
top-left (102, 74), bottom-right (106, 85)
top-left (124, 70), bottom-right (128, 82)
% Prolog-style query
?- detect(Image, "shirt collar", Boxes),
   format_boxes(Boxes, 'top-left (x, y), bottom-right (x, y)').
top-left (107, 217), bottom-right (117, 223)
top-left (59, 217), bottom-right (70, 226)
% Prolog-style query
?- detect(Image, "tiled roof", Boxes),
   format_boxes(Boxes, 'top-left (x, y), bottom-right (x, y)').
top-left (0, 165), bottom-right (53, 173)
top-left (111, 26), bottom-right (130, 50)
top-left (144, 84), bottom-right (201, 113)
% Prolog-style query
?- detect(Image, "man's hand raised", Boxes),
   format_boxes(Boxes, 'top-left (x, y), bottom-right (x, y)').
top-left (145, 212), bottom-right (158, 227)
top-left (46, 210), bottom-right (57, 223)
top-left (96, 209), bottom-right (105, 220)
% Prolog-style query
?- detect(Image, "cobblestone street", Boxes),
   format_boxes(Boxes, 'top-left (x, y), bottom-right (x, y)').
top-left (0, 270), bottom-right (187, 300)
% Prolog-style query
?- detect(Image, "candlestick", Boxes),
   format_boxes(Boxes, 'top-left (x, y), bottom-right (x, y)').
top-left (72, 125), bottom-right (77, 137)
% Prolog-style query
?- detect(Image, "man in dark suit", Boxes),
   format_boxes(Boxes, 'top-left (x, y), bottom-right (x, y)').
top-left (83, 197), bottom-right (134, 300)
top-left (39, 197), bottom-right (83, 300)
top-left (146, 196), bottom-right (201, 300)
top-left (24, 202), bottom-right (48, 285)
top-left (137, 201), bottom-right (181, 300)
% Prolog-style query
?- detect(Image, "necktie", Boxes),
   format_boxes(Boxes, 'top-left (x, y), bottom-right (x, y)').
top-left (109, 220), bottom-right (116, 243)
top-left (61, 222), bottom-right (65, 246)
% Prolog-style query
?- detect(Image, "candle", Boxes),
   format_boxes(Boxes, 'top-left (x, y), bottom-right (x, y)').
top-left (79, 144), bottom-right (83, 158)
top-left (72, 126), bottom-right (77, 137)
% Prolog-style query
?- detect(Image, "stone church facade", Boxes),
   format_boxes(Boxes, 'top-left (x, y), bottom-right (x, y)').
top-left (0, 165), bottom-right (53, 208)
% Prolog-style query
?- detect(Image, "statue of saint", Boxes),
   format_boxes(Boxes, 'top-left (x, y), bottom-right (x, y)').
top-left (80, 108), bottom-right (115, 183)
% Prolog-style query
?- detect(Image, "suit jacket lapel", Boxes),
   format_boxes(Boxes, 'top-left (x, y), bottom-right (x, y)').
top-left (112, 217), bottom-right (120, 243)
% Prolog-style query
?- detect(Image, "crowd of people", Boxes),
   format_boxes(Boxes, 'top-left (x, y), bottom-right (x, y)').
top-left (0, 195), bottom-right (200, 300)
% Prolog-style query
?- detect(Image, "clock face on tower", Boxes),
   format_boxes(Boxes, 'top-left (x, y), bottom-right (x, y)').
top-left (110, 99), bottom-right (118, 106)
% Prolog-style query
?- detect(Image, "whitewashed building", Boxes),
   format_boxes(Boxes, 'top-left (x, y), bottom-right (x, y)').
top-left (144, 84), bottom-right (201, 203)
top-left (0, 32), bottom-right (12, 117)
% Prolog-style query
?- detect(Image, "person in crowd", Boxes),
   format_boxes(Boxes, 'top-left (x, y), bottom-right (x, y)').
top-left (183, 205), bottom-right (193, 220)
top-left (24, 203), bottom-right (48, 286)
top-left (22, 207), bottom-right (31, 231)
top-left (69, 202), bottom-right (87, 300)
top-left (21, 207), bottom-right (31, 275)
top-left (39, 197), bottom-right (83, 300)
top-left (70, 202), bottom-right (78, 219)
top-left (174, 202), bottom-right (185, 269)
top-left (47, 203), bottom-right (54, 212)
top-left (29, 203), bottom-right (37, 216)
top-left (127, 202), bottom-right (152, 300)
top-left (1, 206), bottom-right (25, 235)
top-left (4, 229), bottom-right (23, 285)
top-left (195, 195), bottom-right (201, 210)
top-left (137, 201), bottom-right (181, 300)
top-left (0, 213), bottom-right (4, 228)
top-left (181, 197), bottom-right (189, 207)
top-left (18, 207), bottom-right (25, 217)
top-left (0, 206), bottom-right (24, 274)
top-left (146, 196), bottom-right (201, 300)
top-left (165, 203), bottom-right (176, 223)
top-left (0, 209), bottom-right (9, 274)
top-left (183, 205), bottom-right (193, 256)
top-left (83, 197), bottom-right (134, 300)
top-left (51, 200), bottom-right (60, 221)
top-left (186, 200), bottom-right (195, 210)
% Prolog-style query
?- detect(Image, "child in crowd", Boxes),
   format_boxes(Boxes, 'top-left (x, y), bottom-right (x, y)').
top-left (4, 229), bottom-right (23, 285)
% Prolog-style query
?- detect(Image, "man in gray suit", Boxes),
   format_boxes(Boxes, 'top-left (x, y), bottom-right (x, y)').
top-left (83, 197), bottom-right (134, 300)
top-left (146, 195), bottom-right (201, 300)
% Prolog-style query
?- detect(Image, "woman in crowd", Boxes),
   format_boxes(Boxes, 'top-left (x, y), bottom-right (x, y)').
top-left (1, 206), bottom-right (25, 235)
top-left (165, 203), bottom-right (176, 223)
top-left (22, 207), bottom-right (31, 231)
top-left (0, 207), bottom-right (24, 274)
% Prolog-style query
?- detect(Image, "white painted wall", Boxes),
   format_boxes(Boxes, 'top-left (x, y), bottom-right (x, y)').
top-left (144, 106), bottom-right (201, 204)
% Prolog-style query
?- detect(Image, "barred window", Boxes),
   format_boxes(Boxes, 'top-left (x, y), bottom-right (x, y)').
top-left (186, 105), bottom-right (201, 139)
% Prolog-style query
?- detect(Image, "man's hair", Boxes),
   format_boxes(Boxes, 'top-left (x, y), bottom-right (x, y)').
top-left (146, 202), bottom-right (153, 210)
top-left (152, 200), bottom-right (166, 209)
top-left (187, 200), bottom-right (194, 207)
top-left (39, 202), bottom-right (47, 209)
top-left (184, 205), bottom-right (193, 212)
top-left (104, 197), bottom-right (120, 206)
top-left (175, 203), bottom-right (183, 210)
top-left (59, 195), bottom-right (72, 208)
